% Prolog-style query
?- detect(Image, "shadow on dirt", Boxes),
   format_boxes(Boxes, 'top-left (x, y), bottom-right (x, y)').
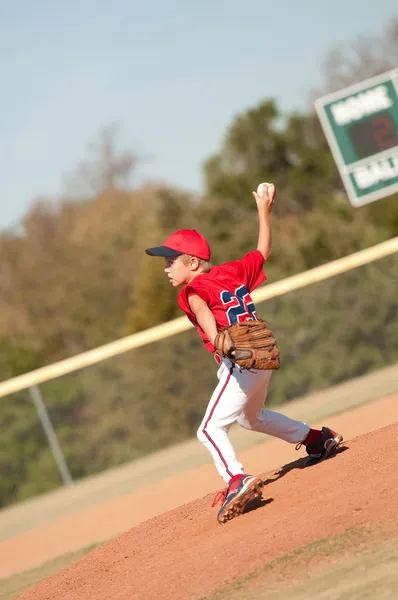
top-left (262, 445), bottom-right (349, 487)
top-left (241, 446), bottom-right (349, 518)
top-left (241, 446), bottom-right (349, 517)
top-left (243, 495), bottom-right (274, 515)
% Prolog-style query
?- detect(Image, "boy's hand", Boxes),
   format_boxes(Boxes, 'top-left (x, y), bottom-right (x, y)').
top-left (252, 183), bottom-right (277, 214)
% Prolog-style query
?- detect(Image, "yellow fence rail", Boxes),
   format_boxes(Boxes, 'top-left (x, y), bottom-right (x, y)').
top-left (1, 236), bottom-right (397, 399)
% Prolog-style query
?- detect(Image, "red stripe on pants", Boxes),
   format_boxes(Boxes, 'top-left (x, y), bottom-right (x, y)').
top-left (202, 367), bottom-right (234, 479)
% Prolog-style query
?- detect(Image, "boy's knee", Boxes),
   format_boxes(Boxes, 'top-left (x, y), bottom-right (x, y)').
top-left (197, 423), bottom-right (221, 444)
top-left (237, 414), bottom-right (247, 429)
top-left (197, 426), bottom-right (207, 444)
top-left (237, 413), bottom-right (252, 430)
top-left (238, 410), bottom-right (265, 430)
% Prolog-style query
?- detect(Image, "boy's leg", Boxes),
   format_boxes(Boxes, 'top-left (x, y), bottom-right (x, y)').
top-left (237, 371), bottom-right (343, 463)
top-left (199, 363), bottom-right (289, 524)
top-left (197, 360), bottom-right (261, 483)
top-left (236, 371), bottom-right (310, 443)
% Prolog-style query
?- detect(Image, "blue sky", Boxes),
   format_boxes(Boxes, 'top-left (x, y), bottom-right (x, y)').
top-left (1, 0), bottom-right (397, 229)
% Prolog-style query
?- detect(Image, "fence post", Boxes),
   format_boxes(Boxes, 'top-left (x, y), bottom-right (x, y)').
top-left (29, 385), bottom-right (73, 486)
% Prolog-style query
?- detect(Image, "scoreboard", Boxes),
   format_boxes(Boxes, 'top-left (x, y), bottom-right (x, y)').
top-left (315, 69), bottom-right (398, 207)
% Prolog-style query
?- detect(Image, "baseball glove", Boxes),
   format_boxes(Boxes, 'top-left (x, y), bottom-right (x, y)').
top-left (214, 319), bottom-right (280, 370)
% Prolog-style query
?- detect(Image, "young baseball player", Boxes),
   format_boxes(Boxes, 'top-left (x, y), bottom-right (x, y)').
top-left (146, 183), bottom-right (343, 524)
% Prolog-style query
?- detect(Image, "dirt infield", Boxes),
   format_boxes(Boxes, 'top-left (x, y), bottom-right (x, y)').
top-left (3, 362), bottom-right (397, 551)
top-left (12, 423), bottom-right (398, 600)
top-left (2, 389), bottom-right (398, 581)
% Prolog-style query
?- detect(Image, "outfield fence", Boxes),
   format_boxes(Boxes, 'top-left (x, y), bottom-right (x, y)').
top-left (1, 237), bottom-right (397, 495)
top-left (1, 237), bottom-right (397, 399)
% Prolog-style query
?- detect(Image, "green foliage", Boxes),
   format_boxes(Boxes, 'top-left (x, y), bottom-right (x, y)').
top-left (204, 100), bottom-right (289, 208)
top-left (0, 338), bottom-right (38, 378)
top-left (256, 254), bottom-right (398, 403)
top-left (0, 376), bottom-right (88, 505)
top-left (125, 255), bottom-right (179, 333)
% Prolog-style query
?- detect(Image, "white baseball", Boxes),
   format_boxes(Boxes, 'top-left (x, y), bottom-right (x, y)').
top-left (256, 182), bottom-right (272, 197)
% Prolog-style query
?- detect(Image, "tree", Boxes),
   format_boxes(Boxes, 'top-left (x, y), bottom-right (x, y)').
top-left (63, 124), bottom-right (140, 198)
top-left (125, 254), bottom-right (179, 333)
top-left (203, 100), bottom-right (291, 214)
top-left (313, 17), bottom-right (398, 98)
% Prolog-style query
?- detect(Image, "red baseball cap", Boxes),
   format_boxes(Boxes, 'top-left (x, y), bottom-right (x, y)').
top-left (145, 229), bottom-right (211, 261)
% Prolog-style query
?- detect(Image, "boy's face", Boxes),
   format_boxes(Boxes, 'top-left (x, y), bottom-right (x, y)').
top-left (164, 255), bottom-right (195, 287)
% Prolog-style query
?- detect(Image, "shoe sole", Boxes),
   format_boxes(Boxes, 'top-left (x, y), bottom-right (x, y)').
top-left (218, 477), bottom-right (263, 524)
top-left (305, 433), bottom-right (344, 467)
top-left (324, 433), bottom-right (343, 460)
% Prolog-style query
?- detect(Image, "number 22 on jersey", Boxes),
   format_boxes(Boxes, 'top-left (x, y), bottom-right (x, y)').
top-left (220, 285), bottom-right (258, 325)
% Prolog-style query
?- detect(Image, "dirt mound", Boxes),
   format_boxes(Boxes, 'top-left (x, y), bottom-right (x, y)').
top-left (15, 424), bottom-right (398, 600)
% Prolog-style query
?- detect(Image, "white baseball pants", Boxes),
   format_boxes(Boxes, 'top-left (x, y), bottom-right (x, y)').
top-left (197, 358), bottom-right (310, 483)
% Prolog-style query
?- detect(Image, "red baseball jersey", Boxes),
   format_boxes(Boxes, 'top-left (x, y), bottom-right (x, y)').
top-left (178, 250), bottom-right (266, 352)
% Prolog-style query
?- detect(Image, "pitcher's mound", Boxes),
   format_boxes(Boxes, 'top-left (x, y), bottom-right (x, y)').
top-left (16, 424), bottom-right (398, 600)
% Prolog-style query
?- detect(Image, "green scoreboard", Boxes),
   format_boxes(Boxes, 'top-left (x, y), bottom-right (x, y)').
top-left (315, 69), bottom-right (398, 207)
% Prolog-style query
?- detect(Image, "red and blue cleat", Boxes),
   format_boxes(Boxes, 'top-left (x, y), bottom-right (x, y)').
top-left (304, 427), bottom-right (343, 466)
top-left (212, 474), bottom-right (263, 524)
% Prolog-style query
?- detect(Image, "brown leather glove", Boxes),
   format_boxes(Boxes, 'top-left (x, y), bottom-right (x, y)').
top-left (214, 319), bottom-right (280, 370)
